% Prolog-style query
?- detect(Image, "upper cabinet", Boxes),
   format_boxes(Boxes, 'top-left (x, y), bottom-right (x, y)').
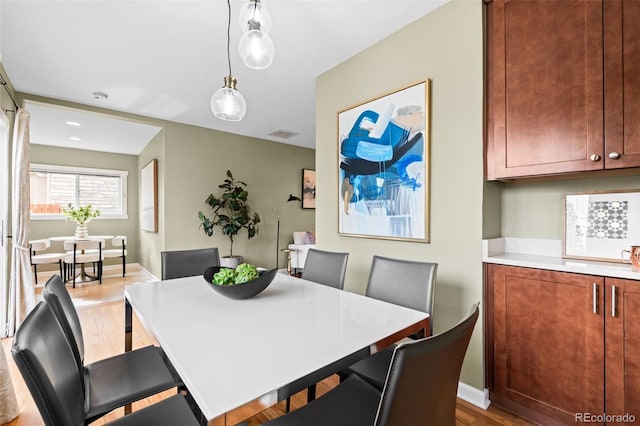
top-left (486, 0), bottom-right (640, 180)
top-left (604, 0), bottom-right (640, 170)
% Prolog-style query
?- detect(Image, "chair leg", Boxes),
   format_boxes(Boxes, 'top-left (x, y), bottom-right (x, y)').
top-left (285, 397), bottom-right (291, 413)
top-left (72, 263), bottom-right (76, 288)
top-left (33, 264), bottom-right (38, 285)
top-left (58, 260), bottom-right (63, 280)
top-left (122, 256), bottom-right (126, 277)
top-left (307, 384), bottom-right (316, 403)
top-left (99, 261), bottom-right (103, 284)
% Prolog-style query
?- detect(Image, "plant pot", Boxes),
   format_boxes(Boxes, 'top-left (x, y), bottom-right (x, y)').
top-left (75, 223), bottom-right (88, 238)
top-left (220, 256), bottom-right (243, 269)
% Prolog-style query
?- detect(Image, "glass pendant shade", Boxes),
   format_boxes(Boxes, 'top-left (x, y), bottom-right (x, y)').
top-left (239, 29), bottom-right (274, 69)
top-left (239, 0), bottom-right (271, 33)
top-left (211, 75), bottom-right (246, 121)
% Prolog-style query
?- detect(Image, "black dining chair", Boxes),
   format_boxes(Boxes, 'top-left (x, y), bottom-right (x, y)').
top-left (161, 247), bottom-right (220, 280)
top-left (260, 303), bottom-right (479, 426)
top-left (11, 301), bottom-right (200, 426)
top-left (279, 248), bottom-right (350, 410)
top-left (41, 275), bottom-right (183, 424)
top-left (300, 248), bottom-right (349, 289)
top-left (341, 255), bottom-right (438, 390)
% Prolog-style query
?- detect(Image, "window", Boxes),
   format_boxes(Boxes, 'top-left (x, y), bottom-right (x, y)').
top-left (30, 163), bottom-right (128, 219)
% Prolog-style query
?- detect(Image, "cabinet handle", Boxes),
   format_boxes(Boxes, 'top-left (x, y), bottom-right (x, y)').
top-left (608, 152), bottom-right (621, 159)
top-left (590, 154), bottom-right (601, 162)
top-left (593, 283), bottom-right (597, 314)
top-left (612, 285), bottom-right (616, 317)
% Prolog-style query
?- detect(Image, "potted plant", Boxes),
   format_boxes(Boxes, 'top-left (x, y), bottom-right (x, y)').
top-left (62, 203), bottom-right (100, 238)
top-left (198, 170), bottom-right (260, 268)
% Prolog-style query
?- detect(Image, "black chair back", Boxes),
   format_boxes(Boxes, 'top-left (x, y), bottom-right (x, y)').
top-left (376, 302), bottom-right (479, 426)
top-left (301, 248), bottom-right (349, 289)
top-left (366, 255), bottom-right (437, 332)
top-left (161, 247), bottom-right (220, 280)
top-left (43, 275), bottom-right (84, 367)
top-left (12, 301), bottom-right (86, 426)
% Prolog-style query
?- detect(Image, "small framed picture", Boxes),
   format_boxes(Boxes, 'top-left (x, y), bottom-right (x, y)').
top-left (302, 169), bottom-right (316, 209)
top-left (563, 189), bottom-right (640, 262)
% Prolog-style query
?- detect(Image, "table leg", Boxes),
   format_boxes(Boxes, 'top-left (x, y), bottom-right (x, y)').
top-left (124, 298), bottom-right (133, 415)
top-left (125, 298), bottom-right (132, 352)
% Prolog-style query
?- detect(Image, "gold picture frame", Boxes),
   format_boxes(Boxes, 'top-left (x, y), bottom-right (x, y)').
top-left (337, 79), bottom-right (431, 242)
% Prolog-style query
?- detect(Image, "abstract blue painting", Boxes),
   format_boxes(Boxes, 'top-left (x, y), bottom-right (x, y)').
top-left (338, 80), bottom-right (430, 241)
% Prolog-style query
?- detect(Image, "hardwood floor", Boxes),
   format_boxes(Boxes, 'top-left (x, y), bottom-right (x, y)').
top-left (1, 266), bottom-right (535, 426)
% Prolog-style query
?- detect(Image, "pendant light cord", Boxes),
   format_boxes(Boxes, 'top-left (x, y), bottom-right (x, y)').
top-left (226, 0), bottom-right (232, 76)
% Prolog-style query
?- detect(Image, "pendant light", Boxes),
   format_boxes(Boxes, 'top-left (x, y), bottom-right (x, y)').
top-left (238, 0), bottom-right (274, 69)
top-left (239, 0), bottom-right (271, 32)
top-left (211, 0), bottom-right (246, 121)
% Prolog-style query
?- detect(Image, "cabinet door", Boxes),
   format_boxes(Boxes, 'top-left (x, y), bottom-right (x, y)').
top-left (606, 278), bottom-right (640, 424)
top-left (604, 0), bottom-right (640, 169)
top-left (487, 0), bottom-right (604, 179)
top-left (490, 265), bottom-right (604, 424)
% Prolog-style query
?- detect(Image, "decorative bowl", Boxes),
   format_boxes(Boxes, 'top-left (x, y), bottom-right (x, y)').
top-left (203, 266), bottom-right (278, 299)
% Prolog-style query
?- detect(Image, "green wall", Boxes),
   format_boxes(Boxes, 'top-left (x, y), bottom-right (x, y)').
top-left (18, 94), bottom-right (316, 279)
top-left (138, 129), bottom-right (165, 277)
top-left (157, 122), bottom-right (315, 278)
top-left (317, 0), bottom-right (485, 389)
top-left (29, 145), bottom-right (140, 268)
top-left (500, 174), bottom-right (640, 239)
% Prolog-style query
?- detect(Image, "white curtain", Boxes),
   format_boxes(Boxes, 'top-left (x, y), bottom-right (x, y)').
top-left (7, 108), bottom-right (33, 335)
top-left (0, 108), bottom-right (19, 425)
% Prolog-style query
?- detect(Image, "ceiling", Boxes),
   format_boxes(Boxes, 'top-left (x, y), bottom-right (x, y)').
top-left (1, 0), bottom-right (447, 155)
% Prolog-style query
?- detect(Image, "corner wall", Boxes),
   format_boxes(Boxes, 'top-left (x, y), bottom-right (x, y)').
top-left (317, 0), bottom-right (485, 389)
top-left (160, 122), bottom-right (315, 275)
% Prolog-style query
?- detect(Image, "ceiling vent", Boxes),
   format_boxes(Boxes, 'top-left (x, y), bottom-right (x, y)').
top-left (267, 129), bottom-right (299, 139)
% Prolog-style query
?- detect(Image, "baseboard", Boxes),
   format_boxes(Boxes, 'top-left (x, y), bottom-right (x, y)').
top-left (134, 263), bottom-right (159, 281)
top-left (457, 382), bottom-right (490, 410)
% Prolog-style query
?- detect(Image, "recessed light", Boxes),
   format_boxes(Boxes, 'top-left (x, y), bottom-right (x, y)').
top-left (66, 121), bottom-right (81, 127)
top-left (69, 137), bottom-right (81, 141)
top-left (92, 91), bottom-right (109, 100)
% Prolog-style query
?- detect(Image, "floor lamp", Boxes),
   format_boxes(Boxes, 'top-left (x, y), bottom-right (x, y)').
top-left (273, 194), bottom-right (301, 269)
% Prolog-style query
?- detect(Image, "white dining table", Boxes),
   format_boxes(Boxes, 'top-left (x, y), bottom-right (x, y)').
top-left (124, 273), bottom-right (429, 425)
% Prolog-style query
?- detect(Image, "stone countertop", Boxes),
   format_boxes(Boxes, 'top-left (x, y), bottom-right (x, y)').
top-left (483, 238), bottom-right (640, 281)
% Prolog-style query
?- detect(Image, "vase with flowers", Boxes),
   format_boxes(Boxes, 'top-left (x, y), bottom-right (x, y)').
top-left (63, 204), bottom-right (100, 238)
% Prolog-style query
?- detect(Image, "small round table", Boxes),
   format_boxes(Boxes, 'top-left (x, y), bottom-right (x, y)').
top-left (48, 236), bottom-right (114, 283)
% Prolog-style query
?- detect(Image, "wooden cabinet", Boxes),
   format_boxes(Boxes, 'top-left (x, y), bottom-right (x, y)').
top-left (486, 264), bottom-right (605, 424)
top-left (485, 264), bottom-right (640, 425)
top-left (605, 278), bottom-right (640, 424)
top-left (604, 1), bottom-right (640, 170)
top-left (486, 0), bottom-right (640, 180)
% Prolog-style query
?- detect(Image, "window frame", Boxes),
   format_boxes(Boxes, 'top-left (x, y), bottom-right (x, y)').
top-left (30, 163), bottom-right (128, 220)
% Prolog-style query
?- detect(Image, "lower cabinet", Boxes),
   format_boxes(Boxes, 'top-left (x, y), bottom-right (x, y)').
top-left (485, 264), bottom-right (640, 425)
top-left (605, 278), bottom-right (640, 425)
